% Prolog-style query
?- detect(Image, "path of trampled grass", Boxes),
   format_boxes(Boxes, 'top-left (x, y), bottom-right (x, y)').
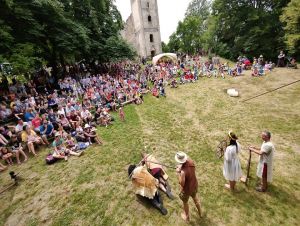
top-left (0, 68), bottom-right (299, 226)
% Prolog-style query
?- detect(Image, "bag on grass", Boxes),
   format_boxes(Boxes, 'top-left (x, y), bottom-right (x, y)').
top-left (46, 154), bottom-right (57, 165)
top-left (78, 142), bottom-right (89, 150)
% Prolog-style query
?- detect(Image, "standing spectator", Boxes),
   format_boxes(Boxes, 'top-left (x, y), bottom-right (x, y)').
top-left (175, 152), bottom-right (202, 222)
top-left (119, 106), bottom-right (125, 121)
top-left (249, 131), bottom-right (275, 192)
top-left (223, 132), bottom-right (242, 191)
top-left (277, 50), bottom-right (285, 67)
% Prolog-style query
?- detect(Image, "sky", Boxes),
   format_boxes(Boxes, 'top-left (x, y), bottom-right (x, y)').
top-left (115, 0), bottom-right (192, 43)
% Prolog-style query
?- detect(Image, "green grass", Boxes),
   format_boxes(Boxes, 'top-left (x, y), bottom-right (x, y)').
top-left (0, 68), bottom-right (300, 226)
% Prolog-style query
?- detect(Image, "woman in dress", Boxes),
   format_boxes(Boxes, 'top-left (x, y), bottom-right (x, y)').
top-left (223, 131), bottom-right (242, 191)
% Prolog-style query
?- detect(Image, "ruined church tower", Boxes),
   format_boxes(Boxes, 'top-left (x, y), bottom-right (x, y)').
top-left (122, 0), bottom-right (162, 58)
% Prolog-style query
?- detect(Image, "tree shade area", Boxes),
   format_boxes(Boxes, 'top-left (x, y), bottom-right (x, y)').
top-left (167, 0), bottom-right (300, 61)
top-left (0, 0), bottom-right (135, 77)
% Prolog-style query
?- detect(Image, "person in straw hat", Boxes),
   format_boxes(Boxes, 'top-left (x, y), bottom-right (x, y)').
top-left (175, 151), bottom-right (202, 222)
top-left (223, 131), bottom-right (242, 191)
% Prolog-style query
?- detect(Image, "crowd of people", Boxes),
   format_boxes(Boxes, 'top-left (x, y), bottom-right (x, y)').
top-left (0, 62), bottom-right (151, 169)
top-left (0, 52), bottom-right (282, 222)
top-left (0, 51), bottom-right (287, 169)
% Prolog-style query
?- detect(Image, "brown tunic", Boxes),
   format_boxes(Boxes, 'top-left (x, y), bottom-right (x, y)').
top-left (181, 159), bottom-right (198, 195)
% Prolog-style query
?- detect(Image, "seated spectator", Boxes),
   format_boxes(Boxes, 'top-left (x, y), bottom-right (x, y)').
top-left (15, 119), bottom-right (28, 134)
top-left (48, 94), bottom-right (58, 109)
top-left (287, 57), bottom-right (297, 69)
top-left (83, 124), bottom-right (102, 145)
top-left (80, 107), bottom-right (93, 123)
top-left (0, 133), bottom-right (9, 146)
top-left (67, 111), bottom-right (81, 128)
top-left (11, 102), bottom-right (23, 120)
top-left (0, 147), bottom-right (14, 165)
top-left (58, 114), bottom-right (72, 132)
top-left (0, 104), bottom-right (13, 121)
top-left (39, 120), bottom-right (54, 145)
top-left (52, 133), bottom-right (69, 161)
top-left (75, 123), bottom-right (89, 142)
top-left (0, 126), bottom-right (13, 140)
top-left (52, 133), bottom-right (82, 161)
top-left (65, 134), bottom-right (78, 151)
top-left (21, 125), bottom-right (45, 156)
top-left (57, 125), bottom-right (68, 139)
top-left (31, 115), bottom-right (42, 133)
top-left (9, 135), bottom-right (28, 164)
top-left (48, 109), bottom-right (59, 129)
top-left (24, 108), bottom-right (35, 122)
top-left (57, 105), bottom-right (66, 116)
top-left (65, 103), bottom-right (75, 114)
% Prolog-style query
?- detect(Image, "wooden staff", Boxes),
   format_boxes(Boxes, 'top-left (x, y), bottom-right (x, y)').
top-left (144, 160), bottom-right (177, 169)
top-left (241, 150), bottom-right (252, 185)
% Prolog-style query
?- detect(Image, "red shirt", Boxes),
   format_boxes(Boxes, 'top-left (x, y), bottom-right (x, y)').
top-left (31, 117), bottom-right (41, 129)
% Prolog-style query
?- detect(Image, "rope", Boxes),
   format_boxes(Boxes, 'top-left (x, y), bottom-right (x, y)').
top-left (241, 79), bottom-right (300, 103)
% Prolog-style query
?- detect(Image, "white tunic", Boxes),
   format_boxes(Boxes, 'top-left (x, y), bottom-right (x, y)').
top-left (256, 141), bottom-right (275, 182)
top-left (223, 143), bottom-right (242, 181)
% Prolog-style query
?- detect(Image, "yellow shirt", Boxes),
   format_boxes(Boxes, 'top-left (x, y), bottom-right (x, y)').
top-left (21, 130), bottom-right (36, 142)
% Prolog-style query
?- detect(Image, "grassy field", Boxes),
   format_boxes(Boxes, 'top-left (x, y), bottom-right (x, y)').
top-left (0, 68), bottom-right (300, 226)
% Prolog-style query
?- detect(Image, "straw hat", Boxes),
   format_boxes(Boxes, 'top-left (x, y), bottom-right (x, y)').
top-left (55, 132), bottom-right (60, 137)
top-left (175, 152), bottom-right (188, 164)
top-left (228, 131), bottom-right (238, 140)
top-left (84, 124), bottom-right (91, 129)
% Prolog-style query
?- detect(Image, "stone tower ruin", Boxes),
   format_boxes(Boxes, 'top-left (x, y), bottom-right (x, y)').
top-left (121, 0), bottom-right (162, 58)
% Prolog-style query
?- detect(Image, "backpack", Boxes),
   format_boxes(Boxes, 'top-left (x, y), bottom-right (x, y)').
top-left (46, 154), bottom-right (57, 165)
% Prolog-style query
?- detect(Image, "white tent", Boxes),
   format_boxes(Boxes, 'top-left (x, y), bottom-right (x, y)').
top-left (152, 53), bottom-right (177, 65)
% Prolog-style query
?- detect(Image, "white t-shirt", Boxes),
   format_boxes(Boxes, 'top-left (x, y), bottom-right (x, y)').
top-left (15, 122), bottom-right (28, 133)
top-left (257, 141), bottom-right (275, 182)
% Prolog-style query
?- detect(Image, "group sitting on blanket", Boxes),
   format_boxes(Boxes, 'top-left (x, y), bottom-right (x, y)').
top-left (0, 62), bottom-right (148, 170)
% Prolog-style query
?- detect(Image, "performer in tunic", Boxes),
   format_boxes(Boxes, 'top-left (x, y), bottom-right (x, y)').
top-left (175, 152), bottom-right (202, 222)
top-left (128, 165), bottom-right (168, 215)
top-left (249, 131), bottom-right (275, 192)
top-left (223, 132), bottom-right (242, 191)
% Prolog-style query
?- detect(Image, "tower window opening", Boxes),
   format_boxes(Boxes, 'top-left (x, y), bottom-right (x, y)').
top-left (150, 34), bottom-right (154, 42)
top-left (148, 15), bottom-right (152, 22)
top-left (147, 2), bottom-right (150, 8)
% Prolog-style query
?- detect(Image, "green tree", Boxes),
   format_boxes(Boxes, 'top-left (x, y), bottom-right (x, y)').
top-left (185, 0), bottom-right (210, 19)
top-left (0, 0), bottom-right (135, 78)
top-left (161, 41), bottom-right (170, 53)
top-left (211, 0), bottom-right (290, 60)
top-left (280, 0), bottom-right (300, 57)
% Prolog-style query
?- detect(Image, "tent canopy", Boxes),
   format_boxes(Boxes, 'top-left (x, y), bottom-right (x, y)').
top-left (152, 53), bottom-right (177, 65)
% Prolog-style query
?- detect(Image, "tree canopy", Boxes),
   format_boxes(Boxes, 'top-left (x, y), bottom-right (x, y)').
top-left (167, 0), bottom-right (299, 61)
top-left (280, 0), bottom-right (300, 55)
top-left (0, 0), bottom-right (135, 77)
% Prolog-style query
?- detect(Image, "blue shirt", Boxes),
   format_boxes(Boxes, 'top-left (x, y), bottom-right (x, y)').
top-left (24, 112), bottom-right (35, 122)
top-left (40, 123), bottom-right (54, 135)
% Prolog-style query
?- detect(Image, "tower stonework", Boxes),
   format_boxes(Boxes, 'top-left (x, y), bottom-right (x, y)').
top-left (122, 0), bottom-right (162, 58)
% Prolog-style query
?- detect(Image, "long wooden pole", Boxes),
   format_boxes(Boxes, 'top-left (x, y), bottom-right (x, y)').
top-left (241, 79), bottom-right (300, 103)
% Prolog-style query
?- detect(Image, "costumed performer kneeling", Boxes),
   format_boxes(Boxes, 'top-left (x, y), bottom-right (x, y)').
top-left (128, 164), bottom-right (168, 215)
